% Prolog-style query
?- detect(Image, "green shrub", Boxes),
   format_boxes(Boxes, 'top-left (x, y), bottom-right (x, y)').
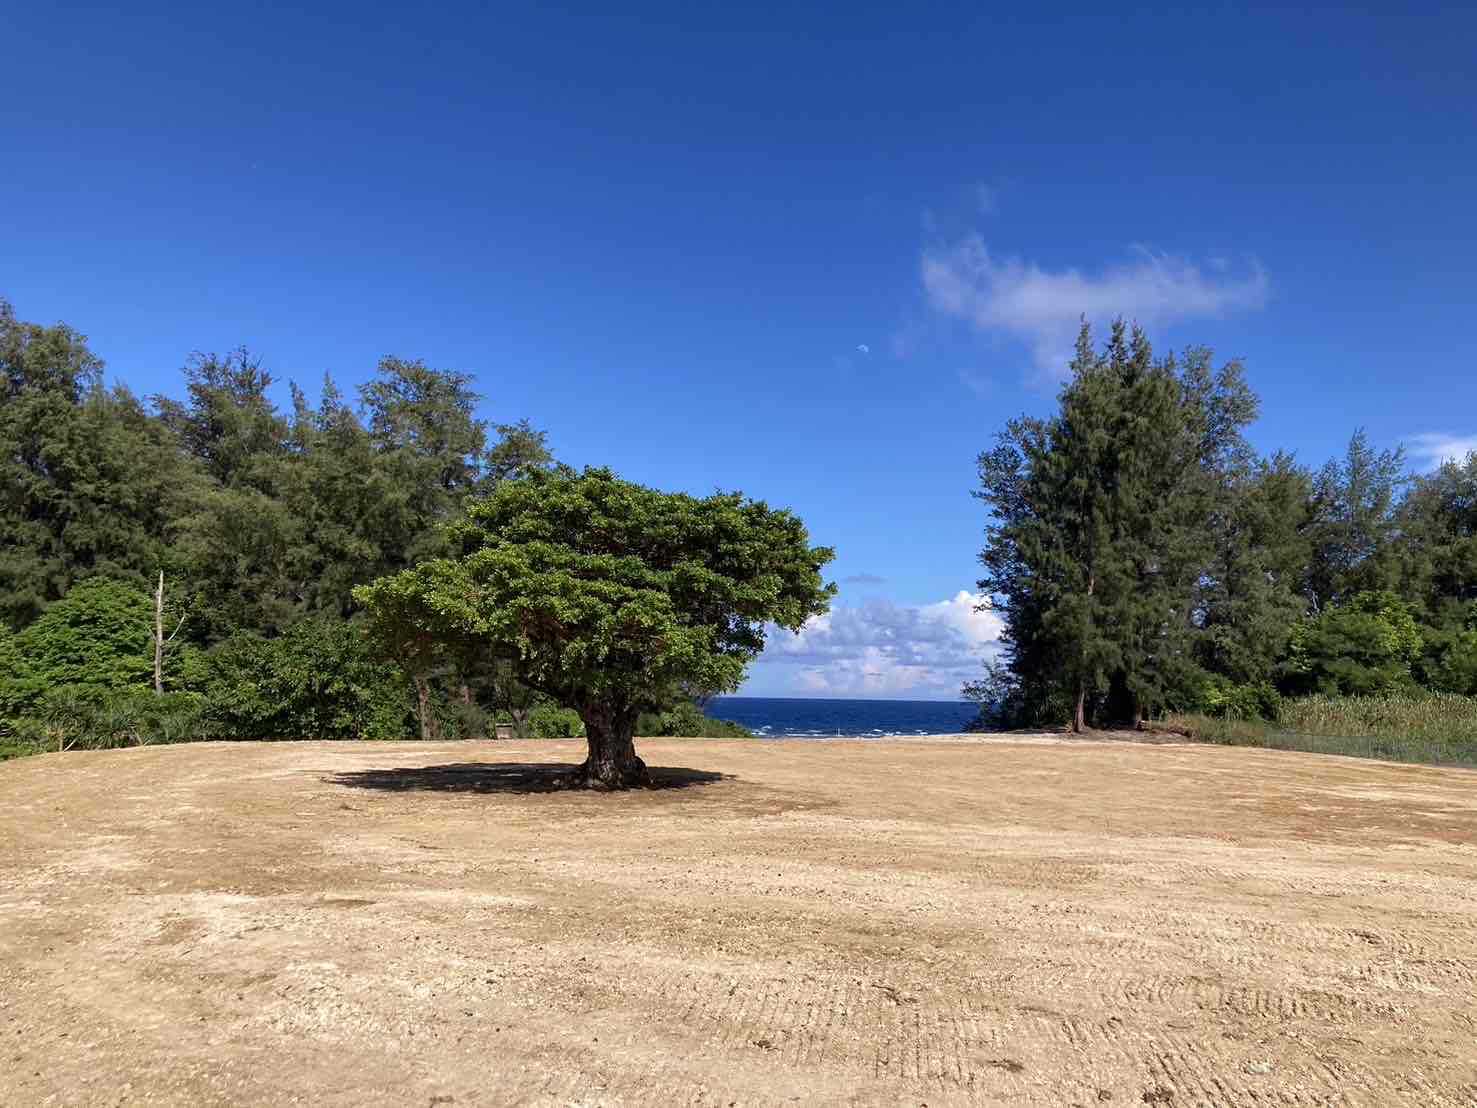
top-left (637, 699), bottom-right (751, 737)
top-left (0, 740), bottom-right (40, 762)
top-left (198, 621), bottom-right (412, 739)
top-left (0, 577), bottom-right (162, 726)
top-left (1426, 629), bottom-right (1477, 695)
top-left (10, 686), bottom-right (207, 752)
top-left (1283, 591), bottom-right (1423, 696)
top-left (1200, 677), bottom-right (1282, 721)
top-left (526, 704), bottom-right (585, 737)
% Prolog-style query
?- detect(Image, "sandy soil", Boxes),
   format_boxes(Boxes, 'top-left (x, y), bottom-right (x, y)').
top-left (2, 736), bottom-right (1476, 1107)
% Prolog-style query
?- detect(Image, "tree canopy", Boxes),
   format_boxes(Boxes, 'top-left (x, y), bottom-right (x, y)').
top-left (0, 296), bottom-right (565, 747)
top-left (356, 468), bottom-right (834, 787)
top-left (975, 321), bottom-right (1258, 729)
top-left (971, 320), bottom-right (1477, 730)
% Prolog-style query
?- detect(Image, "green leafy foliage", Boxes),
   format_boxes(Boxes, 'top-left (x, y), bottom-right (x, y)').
top-left (1, 301), bottom-right (197, 629)
top-left (1425, 627), bottom-right (1477, 695)
top-left (1284, 591), bottom-right (1424, 696)
top-left (1196, 453), bottom-right (1311, 685)
top-left (1, 298), bottom-right (556, 747)
top-left (969, 314), bottom-right (1477, 730)
top-left (526, 704), bottom-right (586, 737)
top-left (0, 577), bottom-right (160, 724)
top-left (637, 700), bottom-right (752, 738)
top-left (198, 622), bottom-right (413, 739)
top-left (1193, 676), bottom-right (1282, 721)
top-left (356, 467), bottom-right (831, 784)
top-left (1305, 432), bottom-right (1406, 610)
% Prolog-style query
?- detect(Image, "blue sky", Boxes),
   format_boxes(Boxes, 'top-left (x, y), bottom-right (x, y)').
top-left (5, 2), bottom-right (1475, 698)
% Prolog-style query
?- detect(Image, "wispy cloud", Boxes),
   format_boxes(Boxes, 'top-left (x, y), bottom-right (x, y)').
top-left (921, 235), bottom-right (1269, 377)
top-left (1406, 432), bottom-right (1477, 470)
top-left (841, 573), bottom-right (886, 586)
top-left (958, 369), bottom-right (991, 398)
top-left (751, 591), bottom-right (1002, 698)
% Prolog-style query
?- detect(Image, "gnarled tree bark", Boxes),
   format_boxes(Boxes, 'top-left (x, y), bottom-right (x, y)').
top-left (568, 703), bottom-right (649, 789)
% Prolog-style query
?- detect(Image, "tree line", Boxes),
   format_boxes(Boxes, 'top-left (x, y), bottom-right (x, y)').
top-left (0, 298), bottom-right (774, 752)
top-left (970, 320), bottom-right (1477, 731)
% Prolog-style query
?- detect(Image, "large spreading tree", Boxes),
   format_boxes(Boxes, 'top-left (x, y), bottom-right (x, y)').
top-left (355, 467), bottom-right (835, 787)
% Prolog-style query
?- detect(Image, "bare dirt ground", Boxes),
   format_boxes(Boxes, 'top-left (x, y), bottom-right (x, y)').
top-left (3, 737), bottom-right (1476, 1107)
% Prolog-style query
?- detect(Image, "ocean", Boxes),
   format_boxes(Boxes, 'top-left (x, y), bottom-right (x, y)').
top-left (704, 696), bottom-right (979, 738)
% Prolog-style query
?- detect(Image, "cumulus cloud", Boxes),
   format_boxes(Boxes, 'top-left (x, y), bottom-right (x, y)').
top-left (752, 591), bottom-right (1003, 698)
top-left (1406, 432), bottom-right (1477, 470)
top-left (921, 235), bottom-right (1269, 376)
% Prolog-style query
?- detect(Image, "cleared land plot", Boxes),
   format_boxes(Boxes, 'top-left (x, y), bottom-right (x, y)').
top-left (2, 737), bottom-right (1476, 1106)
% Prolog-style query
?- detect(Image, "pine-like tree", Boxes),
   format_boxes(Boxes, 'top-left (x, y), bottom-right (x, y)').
top-left (974, 320), bottom-right (1259, 730)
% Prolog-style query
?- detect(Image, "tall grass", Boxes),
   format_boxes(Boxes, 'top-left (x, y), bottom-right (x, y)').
top-left (1165, 692), bottom-right (1477, 768)
top-left (1279, 693), bottom-right (1477, 745)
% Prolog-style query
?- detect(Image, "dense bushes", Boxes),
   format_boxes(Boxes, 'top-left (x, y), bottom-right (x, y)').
top-left (0, 582), bottom-right (417, 749)
top-left (636, 699), bottom-right (752, 738)
top-left (198, 622), bottom-right (413, 739)
top-left (9, 689), bottom-right (206, 753)
top-left (1194, 677), bottom-right (1283, 722)
top-left (1283, 591), bottom-right (1424, 696)
top-left (525, 704), bottom-right (585, 737)
top-left (0, 578), bottom-right (162, 722)
top-left (0, 574), bottom-right (751, 756)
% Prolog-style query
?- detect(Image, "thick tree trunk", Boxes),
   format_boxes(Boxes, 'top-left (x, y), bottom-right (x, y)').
top-left (569, 705), bottom-right (649, 789)
top-left (414, 676), bottom-right (435, 740)
top-left (1132, 697), bottom-right (1144, 731)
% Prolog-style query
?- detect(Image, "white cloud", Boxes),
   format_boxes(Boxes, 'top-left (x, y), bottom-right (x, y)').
top-left (750, 591), bottom-right (1003, 698)
top-left (856, 343), bottom-right (870, 354)
top-left (921, 235), bottom-right (1269, 377)
top-left (1406, 432), bottom-right (1477, 471)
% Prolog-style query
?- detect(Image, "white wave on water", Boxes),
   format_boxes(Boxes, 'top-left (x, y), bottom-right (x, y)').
top-left (708, 696), bottom-right (978, 739)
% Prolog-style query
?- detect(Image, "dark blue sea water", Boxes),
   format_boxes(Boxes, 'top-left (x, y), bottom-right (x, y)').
top-left (705, 696), bottom-right (978, 738)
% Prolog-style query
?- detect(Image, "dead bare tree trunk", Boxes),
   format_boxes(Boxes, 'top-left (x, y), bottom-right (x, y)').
top-left (154, 571), bottom-right (165, 694)
top-left (152, 571), bottom-right (186, 695)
